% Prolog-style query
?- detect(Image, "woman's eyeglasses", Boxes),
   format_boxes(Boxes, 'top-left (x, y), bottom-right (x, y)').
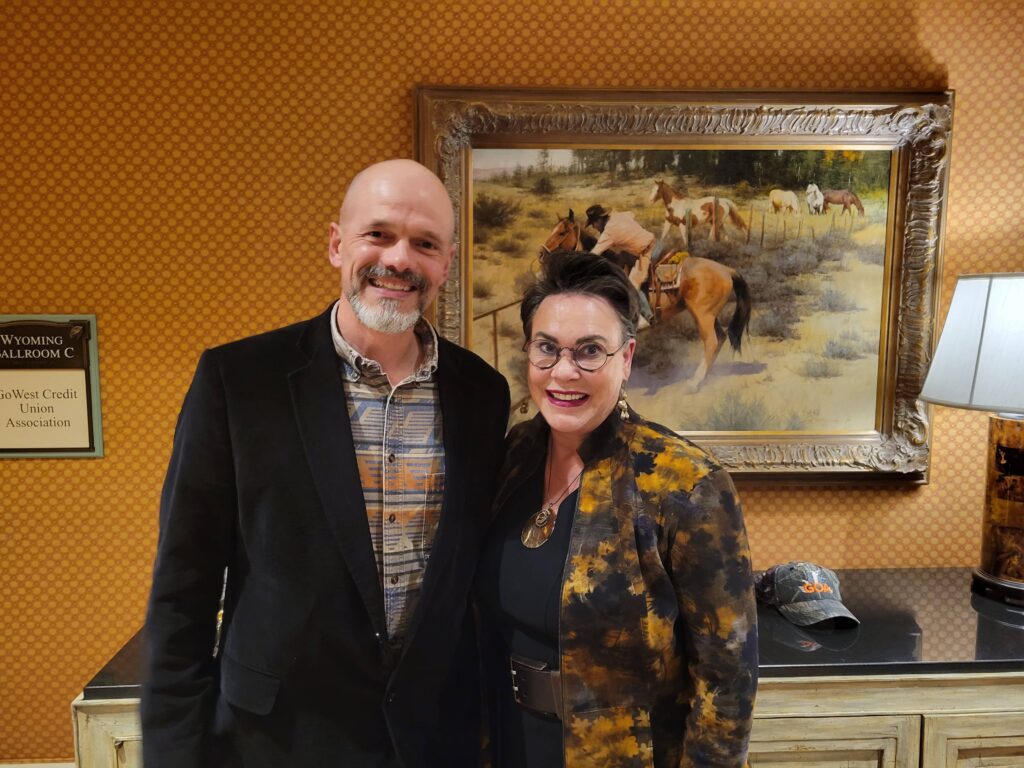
top-left (523, 339), bottom-right (629, 372)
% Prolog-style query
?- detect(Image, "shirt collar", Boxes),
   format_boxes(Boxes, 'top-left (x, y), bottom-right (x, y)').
top-left (329, 300), bottom-right (439, 383)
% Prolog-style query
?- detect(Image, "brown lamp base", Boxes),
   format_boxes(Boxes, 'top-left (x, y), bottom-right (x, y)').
top-left (972, 568), bottom-right (1024, 606)
top-left (974, 415), bottom-right (1024, 606)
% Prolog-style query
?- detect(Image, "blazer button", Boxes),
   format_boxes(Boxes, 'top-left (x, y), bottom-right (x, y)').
top-left (386, 692), bottom-right (395, 704)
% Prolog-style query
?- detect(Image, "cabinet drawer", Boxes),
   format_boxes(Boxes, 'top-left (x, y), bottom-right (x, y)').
top-left (750, 714), bottom-right (920, 768)
top-left (923, 712), bottom-right (1024, 767)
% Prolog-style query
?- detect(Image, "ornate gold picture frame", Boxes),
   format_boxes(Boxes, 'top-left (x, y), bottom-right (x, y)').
top-left (416, 88), bottom-right (953, 481)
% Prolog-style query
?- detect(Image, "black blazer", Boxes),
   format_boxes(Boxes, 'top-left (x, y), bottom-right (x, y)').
top-left (141, 307), bottom-right (510, 767)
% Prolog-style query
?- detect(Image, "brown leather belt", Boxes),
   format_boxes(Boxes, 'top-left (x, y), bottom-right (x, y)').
top-left (509, 654), bottom-right (563, 720)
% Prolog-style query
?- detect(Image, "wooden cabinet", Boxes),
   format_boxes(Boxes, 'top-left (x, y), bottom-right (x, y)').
top-left (749, 672), bottom-right (1024, 768)
top-left (72, 697), bottom-right (143, 768)
top-left (73, 673), bottom-right (1024, 768)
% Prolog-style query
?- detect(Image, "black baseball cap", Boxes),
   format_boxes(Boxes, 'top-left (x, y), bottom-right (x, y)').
top-left (755, 561), bottom-right (859, 628)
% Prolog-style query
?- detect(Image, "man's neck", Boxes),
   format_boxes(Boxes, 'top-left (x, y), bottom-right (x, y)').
top-left (335, 302), bottom-right (422, 386)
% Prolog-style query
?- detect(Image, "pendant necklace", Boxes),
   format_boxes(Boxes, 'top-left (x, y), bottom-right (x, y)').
top-left (522, 446), bottom-right (584, 549)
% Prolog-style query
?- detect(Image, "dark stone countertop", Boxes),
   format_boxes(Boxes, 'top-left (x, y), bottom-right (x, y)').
top-left (85, 567), bottom-right (1024, 699)
top-left (757, 566), bottom-right (1024, 677)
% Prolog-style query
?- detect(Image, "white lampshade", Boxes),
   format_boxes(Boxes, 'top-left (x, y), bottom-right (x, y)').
top-left (919, 273), bottom-right (1024, 415)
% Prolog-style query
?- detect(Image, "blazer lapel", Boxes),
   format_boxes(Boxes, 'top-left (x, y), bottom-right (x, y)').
top-left (288, 309), bottom-right (386, 638)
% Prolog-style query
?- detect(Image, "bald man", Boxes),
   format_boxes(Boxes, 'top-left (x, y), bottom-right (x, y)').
top-left (142, 160), bottom-right (510, 767)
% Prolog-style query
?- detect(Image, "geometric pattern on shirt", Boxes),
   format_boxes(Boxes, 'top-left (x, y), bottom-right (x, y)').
top-left (329, 306), bottom-right (445, 643)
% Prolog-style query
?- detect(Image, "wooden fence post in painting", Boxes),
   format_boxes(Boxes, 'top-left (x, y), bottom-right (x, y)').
top-left (747, 205), bottom-right (753, 244)
top-left (759, 211), bottom-right (766, 249)
top-left (474, 298), bottom-right (523, 369)
top-left (711, 196), bottom-right (719, 242)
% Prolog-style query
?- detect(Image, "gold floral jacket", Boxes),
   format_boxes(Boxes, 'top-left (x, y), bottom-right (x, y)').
top-left (492, 410), bottom-right (757, 767)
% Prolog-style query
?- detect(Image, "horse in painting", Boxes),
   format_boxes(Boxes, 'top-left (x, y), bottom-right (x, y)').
top-left (649, 179), bottom-right (749, 243)
top-left (805, 183), bottom-right (825, 215)
top-left (822, 188), bottom-right (865, 215)
top-left (768, 189), bottom-right (801, 215)
top-left (541, 210), bottom-right (752, 391)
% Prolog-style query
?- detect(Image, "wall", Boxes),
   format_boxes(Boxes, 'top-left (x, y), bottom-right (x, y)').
top-left (1, 0), bottom-right (1021, 760)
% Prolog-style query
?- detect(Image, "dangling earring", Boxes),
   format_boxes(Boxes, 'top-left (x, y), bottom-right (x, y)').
top-left (618, 387), bottom-right (629, 420)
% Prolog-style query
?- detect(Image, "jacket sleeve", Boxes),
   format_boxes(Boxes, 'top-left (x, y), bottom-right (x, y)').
top-left (141, 349), bottom-right (237, 768)
top-left (668, 466), bottom-right (758, 767)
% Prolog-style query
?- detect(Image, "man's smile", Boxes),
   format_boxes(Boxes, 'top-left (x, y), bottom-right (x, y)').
top-left (368, 276), bottom-right (417, 292)
top-left (359, 264), bottom-right (427, 296)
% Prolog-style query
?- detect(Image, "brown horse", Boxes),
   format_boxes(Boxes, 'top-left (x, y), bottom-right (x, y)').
top-left (649, 179), bottom-right (749, 243)
top-left (822, 188), bottom-right (865, 215)
top-left (541, 211), bottom-right (752, 391)
top-left (540, 208), bottom-right (587, 254)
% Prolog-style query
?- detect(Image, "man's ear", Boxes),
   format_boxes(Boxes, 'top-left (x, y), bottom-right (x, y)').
top-left (328, 222), bottom-right (343, 267)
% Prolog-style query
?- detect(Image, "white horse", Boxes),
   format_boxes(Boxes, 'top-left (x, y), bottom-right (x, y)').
top-left (649, 179), bottom-right (748, 242)
top-left (768, 188), bottom-right (800, 215)
top-left (805, 183), bottom-right (824, 215)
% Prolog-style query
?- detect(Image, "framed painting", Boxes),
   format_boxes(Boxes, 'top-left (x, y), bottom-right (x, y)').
top-left (415, 88), bottom-right (953, 481)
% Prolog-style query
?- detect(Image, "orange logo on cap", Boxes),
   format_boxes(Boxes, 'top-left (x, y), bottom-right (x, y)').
top-left (800, 581), bottom-right (833, 594)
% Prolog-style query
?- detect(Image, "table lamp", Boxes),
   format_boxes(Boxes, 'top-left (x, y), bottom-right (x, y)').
top-left (919, 273), bottom-right (1024, 604)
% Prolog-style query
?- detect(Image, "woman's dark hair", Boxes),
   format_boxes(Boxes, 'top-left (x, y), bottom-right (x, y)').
top-left (521, 251), bottom-right (639, 342)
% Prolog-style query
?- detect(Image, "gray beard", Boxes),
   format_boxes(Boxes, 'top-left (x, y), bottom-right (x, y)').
top-left (346, 290), bottom-right (422, 334)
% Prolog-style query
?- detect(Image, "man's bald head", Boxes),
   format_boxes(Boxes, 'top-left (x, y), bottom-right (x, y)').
top-left (338, 159), bottom-right (454, 237)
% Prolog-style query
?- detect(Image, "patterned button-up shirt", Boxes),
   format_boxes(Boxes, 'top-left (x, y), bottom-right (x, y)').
top-left (330, 302), bottom-right (445, 644)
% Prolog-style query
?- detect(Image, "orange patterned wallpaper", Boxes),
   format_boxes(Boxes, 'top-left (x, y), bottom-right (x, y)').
top-left (1, 0), bottom-right (1021, 760)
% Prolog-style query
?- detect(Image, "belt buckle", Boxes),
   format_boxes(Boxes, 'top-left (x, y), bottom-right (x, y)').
top-left (509, 653), bottom-right (547, 707)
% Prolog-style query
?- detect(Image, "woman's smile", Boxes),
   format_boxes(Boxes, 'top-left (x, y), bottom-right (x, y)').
top-left (546, 389), bottom-right (589, 406)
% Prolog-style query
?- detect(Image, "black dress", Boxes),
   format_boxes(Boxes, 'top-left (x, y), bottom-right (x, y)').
top-left (477, 463), bottom-right (577, 768)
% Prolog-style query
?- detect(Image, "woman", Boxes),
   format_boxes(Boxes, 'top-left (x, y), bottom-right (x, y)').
top-left (477, 251), bottom-right (757, 767)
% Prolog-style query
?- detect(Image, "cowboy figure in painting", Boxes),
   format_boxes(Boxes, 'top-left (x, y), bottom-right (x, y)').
top-left (585, 204), bottom-right (656, 329)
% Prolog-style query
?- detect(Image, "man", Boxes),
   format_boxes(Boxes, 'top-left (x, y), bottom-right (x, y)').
top-left (585, 204), bottom-right (657, 329)
top-left (142, 159), bottom-right (510, 767)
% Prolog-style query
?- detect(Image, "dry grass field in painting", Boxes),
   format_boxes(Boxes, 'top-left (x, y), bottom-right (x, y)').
top-left (470, 168), bottom-right (888, 435)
